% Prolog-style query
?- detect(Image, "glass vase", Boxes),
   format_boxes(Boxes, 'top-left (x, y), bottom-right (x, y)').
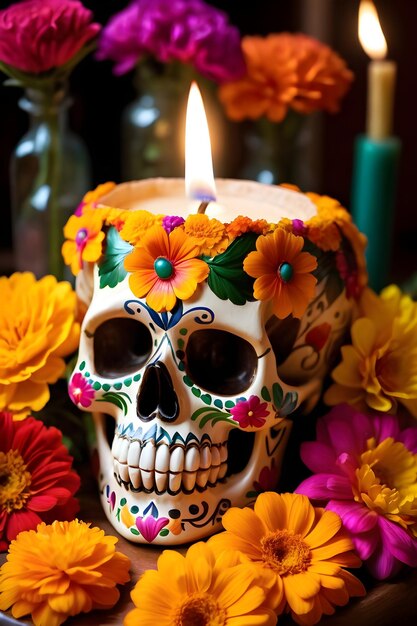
top-left (10, 82), bottom-right (92, 280)
top-left (238, 112), bottom-right (316, 190)
top-left (121, 61), bottom-right (238, 182)
top-left (122, 62), bottom-right (187, 181)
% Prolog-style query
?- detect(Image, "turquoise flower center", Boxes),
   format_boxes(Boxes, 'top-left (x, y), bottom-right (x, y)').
top-left (278, 262), bottom-right (293, 283)
top-left (154, 257), bottom-right (174, 279)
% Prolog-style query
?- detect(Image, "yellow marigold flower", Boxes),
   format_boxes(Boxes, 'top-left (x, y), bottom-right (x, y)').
top-left (244, 228), bottom-right (318, 319)
top-left (0, 519), bottom-right (130, 626)
top-left (62, 209), bottom-right (106, 276)
top-left (183, 213), bottom-right (230, 256)
top-left (357, 437), bottom-right (417, 534)
top-left (0, 273), bottom-right (80, 420)
top-left (226, 215), bottom-right (270, 240)
top-left (120, 210), bottom-right (163, 246)
top-left (276, 217), bottom-right (294, 233)
top-left (125, 225), bottom-right (209, 312)
top-left (208, 492), bottom-right (365, 625)
top-left (325, 285), bottom-right (417, 416)
top-left (124, 542), bottom-right (276, 626)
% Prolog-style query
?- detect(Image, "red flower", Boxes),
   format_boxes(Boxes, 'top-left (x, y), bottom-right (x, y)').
top-left (0, 0), bottom-right (100, 75)
top-left (0, 412), bottom-right (80, 551)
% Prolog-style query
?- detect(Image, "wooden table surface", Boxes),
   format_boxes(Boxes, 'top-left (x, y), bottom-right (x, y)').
top-left (1, 469), bottom-right (417, 626)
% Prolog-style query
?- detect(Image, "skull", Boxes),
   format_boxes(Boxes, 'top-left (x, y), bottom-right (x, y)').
top-left (70, 268), bottom-right (350, 544)
top-left (69, 248), bottom-right (353, 545)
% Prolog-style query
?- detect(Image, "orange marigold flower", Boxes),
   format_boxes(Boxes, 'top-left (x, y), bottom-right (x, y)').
top-left (76, 181), bottom-right (116, 215)
top-left (105, 207), bottom-right (131, 231)
top-left (125, 225), bottom-right (209, 312)
top-left (307, 217), bottom-right (341, 252)
top-left (0, 273), bottom-right (80, 419)
top-left (306, 193), bottom-right (368, 288)
top-left (0, 519), bottom-right (131, 626)
top-left (208, 492), bottom-right (365, 625)
top-left (219, 34), bottom-right (298, 122)
top-left (289, 33), bottom-right (353, 114)
top-left (62, 209), bottom-right (105, 276)
top-left (226, 215), bottom-right (270, 240)
top-left (183, 213), bottom-right (229, 256)
top-left (244, 228), bottom-right (317, 319)
top-left (119, 210), bottom-right (163, 245)
top-left (219, 34), bottom-right (352, 122)
top-left (124, 542), bottom-right (276, 626)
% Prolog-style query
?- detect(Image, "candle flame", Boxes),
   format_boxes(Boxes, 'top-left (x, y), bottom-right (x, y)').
top-left (358, 0), bottom-right (387, 60)
top-left (185, 82), bottom-right (216, 201)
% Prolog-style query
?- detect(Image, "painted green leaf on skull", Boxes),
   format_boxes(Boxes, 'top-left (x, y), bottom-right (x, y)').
top-left (204, 233), bottom-right (257, 305)
top-left (98, 226), bottom-right (133, 289)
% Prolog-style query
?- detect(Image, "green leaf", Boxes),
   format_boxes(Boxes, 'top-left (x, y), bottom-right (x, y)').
top-left (97, 391), bottom-right (131, 416)
top-left (272, 382), bottom-right (284, 409)
top-left (99, 227), bottom-right (133, 289)
top-left (191, 406), bottom-right (232, 429)
top-left (205, 234), bottom-right (257, 305)
top-left (261, 386), bottom-right (271, 402)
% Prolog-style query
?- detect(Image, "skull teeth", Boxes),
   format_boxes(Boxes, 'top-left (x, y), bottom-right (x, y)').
top-left (112, 435), bottom-right (228, 494)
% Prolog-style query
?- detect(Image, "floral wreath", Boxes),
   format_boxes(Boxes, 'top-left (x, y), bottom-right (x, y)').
top-left (62, 182), bottom-right (368, 319)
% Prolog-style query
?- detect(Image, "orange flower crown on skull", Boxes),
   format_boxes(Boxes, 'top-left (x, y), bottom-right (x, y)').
top-left (62, 182), bottom-right (367, 318)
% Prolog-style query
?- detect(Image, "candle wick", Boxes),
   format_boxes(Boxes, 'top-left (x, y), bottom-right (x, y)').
top-left (197, 201), bottom-right (209, 214)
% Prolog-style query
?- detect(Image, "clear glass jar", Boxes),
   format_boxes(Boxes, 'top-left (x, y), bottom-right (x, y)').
top-left (122, 63), bottom-right (187, 181)
top-left (10, 83), bottom-right (91, 279)
top-left (121, 61), bottom-right (237, 182)
top-left (238, 112), bottom-right (315, 189)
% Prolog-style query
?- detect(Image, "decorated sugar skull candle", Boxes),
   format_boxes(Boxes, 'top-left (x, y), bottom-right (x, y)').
top-left (64, 86), bottom-right (367, 545)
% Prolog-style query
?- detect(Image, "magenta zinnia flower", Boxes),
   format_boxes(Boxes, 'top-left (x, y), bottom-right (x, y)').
top-left (296, 404), bottom-right (417, 579)
top-left (0, 0), bottom-right (100, 75)
top-left (229, 395), bottom-right (270, 429)
top-left (0, 412), bottom-right (80, 551)
top-left (97, 0), bottom-right (245, 83)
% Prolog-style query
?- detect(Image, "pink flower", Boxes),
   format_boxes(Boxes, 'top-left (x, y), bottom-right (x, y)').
top-left (229, 395), bottom-right (270, 429)
top-left (69, 373), bottom-right (95, 408)
top-left (296, 404), bottom-right (417, 579)
top-left (162, 215), bottom-right (185, 234)
top-left (0, 0), bottom-right (100, 75)
top-left (135, 516), bottom-right (169, 542)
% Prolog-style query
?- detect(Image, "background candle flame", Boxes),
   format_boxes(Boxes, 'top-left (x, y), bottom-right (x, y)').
top-left (358, 0), bottom-right (388, 60)
top-left (185, 82), bottom-right (216, 201)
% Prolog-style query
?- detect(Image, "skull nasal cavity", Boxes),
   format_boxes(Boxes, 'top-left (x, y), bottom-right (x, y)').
top-left (137, 362), bottom-right (179, 423)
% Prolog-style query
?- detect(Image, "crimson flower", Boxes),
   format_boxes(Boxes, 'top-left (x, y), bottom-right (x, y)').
top-left (229, 395), bottom-right (270, 429)
top-left (0, 412), bottom-right (80, 551)
top-left (0, 0), bottom-right (100, 75)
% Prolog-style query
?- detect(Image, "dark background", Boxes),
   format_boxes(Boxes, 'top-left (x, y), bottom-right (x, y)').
top-left (1, 0), bottom-right (416, 282)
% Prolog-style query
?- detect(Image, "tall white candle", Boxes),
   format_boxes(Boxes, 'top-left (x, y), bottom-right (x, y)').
top-left (359, 0), bottom-right (397, 140)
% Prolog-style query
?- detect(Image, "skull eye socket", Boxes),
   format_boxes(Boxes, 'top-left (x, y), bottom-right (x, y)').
top-left (94, 318), bottom-right (152, 378)
top-left (185, 329), bottom-right (257, 395)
